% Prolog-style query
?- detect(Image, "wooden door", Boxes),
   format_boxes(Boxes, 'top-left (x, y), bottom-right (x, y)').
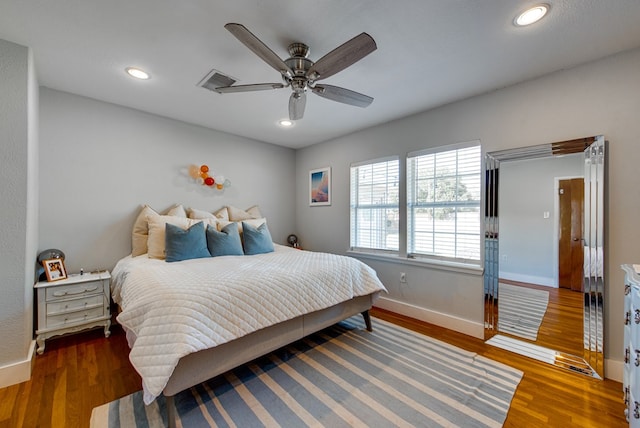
top-left (558, 178), bottom-right (584, 291)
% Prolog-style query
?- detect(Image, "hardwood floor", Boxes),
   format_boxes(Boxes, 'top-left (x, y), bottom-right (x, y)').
top-left (0, 310), bottom-right (626, 428)
top-left (499, 279), bottom-right (585, 356)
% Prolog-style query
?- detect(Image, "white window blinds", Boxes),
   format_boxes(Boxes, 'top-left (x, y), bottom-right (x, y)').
top-left (407, 143), bottom-right (481, 262)
top-left (350, 157), bottom-right (400, 252)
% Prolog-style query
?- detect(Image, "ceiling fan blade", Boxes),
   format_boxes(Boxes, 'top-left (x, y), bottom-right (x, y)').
top-left (312, 84), bottom-right (373, 108)
top-left (289, 92), bottom-right (306, 120)
top-left (225, 23), bottom-right (294, 77)
top-left (215, 83), bottom-right (285, 93)
top-left (307, 33), bottom-right (377, 81)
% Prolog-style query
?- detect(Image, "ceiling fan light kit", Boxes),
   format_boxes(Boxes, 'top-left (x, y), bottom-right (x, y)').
top-left (216, 23), bottom-right (377, 121)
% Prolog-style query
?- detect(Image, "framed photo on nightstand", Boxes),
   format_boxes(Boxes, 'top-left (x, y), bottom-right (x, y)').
top-left (43, 258), bottom-right (67, 282)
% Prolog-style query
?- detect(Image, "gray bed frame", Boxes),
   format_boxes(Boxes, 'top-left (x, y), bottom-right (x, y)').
top-left (162, 292), bottom-right (379, 427)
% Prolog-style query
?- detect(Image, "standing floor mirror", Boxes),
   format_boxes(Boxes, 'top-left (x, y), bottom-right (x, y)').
top-left (484, 135), bottom-right (605, 379)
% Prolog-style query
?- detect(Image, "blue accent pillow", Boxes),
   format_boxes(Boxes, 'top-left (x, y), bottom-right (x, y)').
top-left (242, 221), bottom-right (274, 255)
top-left (206, 223), bottom-right (244, 257)
top-left (165, 222), bottom-right (210, 262)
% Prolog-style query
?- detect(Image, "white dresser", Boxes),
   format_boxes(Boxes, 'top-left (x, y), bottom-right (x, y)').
top-left (623, 264), bottom-right (640, 425)
top-left (34, 271), bottom-right (111, 354)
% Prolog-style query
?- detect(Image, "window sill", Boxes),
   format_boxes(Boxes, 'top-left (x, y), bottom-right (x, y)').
top-left (346, 250), bottom-right (484, 276)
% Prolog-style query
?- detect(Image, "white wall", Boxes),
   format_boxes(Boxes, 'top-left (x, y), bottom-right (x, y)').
top-left (499, 154), bottom-right (584, 286)
top-left (0, 39), bottom-right (38, 386)
top-left (39, 88), bottom-right (296, 273)
top-left (296, 47), bottom-right (640, 365)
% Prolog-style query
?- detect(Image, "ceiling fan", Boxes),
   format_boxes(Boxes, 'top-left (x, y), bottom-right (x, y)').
top-left (216, 23), bottom-right (377, 121)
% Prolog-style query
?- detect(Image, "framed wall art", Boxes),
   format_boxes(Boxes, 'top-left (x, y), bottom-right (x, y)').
top-left (309, 167), bottom-right (331, 206)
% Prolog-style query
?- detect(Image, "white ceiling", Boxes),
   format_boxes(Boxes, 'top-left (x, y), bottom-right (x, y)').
top-left (2, 1), bottom-right (640, 149)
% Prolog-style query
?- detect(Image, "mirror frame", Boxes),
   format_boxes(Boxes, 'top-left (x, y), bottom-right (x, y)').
top-left (484, 135), bottom-right (605, 379)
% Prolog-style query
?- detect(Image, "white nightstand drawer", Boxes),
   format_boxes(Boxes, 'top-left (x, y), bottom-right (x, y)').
top-left (46, 306), bottom-right (105, 329)
top-left (46, 294), bottom-right (104, 316)
top-left (45, 281), bottom-right (103, 301)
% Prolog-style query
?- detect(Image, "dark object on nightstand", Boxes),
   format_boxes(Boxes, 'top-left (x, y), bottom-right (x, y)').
top-left (36, 249), bottom-right (65, 281)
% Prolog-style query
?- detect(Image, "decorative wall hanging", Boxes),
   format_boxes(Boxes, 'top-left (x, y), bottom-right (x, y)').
top-left (309, 167), bottom-right (331, 206)
top-left (187, 164), bottom-right (231, 190)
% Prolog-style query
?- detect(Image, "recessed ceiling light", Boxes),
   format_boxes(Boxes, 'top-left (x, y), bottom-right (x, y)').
top-left (514, 4), bottom-right (549, 27)
top-left (125, 67), bottom-right (150, 80)
top-left (278, 119), bottom-right (294, 127)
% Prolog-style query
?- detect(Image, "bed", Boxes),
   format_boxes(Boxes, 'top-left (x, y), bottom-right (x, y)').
top-left (111, 233), bottom-right (386, 427)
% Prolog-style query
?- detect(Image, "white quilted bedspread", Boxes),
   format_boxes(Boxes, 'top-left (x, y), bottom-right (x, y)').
top-left (111, 244), bottom-right (386, 404)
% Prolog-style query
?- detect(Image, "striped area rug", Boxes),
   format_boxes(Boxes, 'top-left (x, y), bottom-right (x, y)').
top-left (498, 283), bottom-right (550, 341)
top-left (91, 316), bottom-right (522, 428)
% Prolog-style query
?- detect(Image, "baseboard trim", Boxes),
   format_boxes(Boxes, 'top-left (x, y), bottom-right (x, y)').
top-left (500, 271), bottom-right (557, 288)
top-left (0, 340), bottom-right (35, 388)
top-left (605, 358), bottom-right (622, 383)
top-left (374, 296), bottom-right (484, 339)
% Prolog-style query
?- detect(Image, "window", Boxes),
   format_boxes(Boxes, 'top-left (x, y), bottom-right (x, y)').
top-left (407, 143), bottom-right (481, 262)
top-left (350, 157), bottom-right (400, 252)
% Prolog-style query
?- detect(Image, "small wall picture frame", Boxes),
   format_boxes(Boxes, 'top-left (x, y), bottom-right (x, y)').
top-left (309, 167), bottom-right (331, 206)
top-left (43, 258), bottom-right (67, 282)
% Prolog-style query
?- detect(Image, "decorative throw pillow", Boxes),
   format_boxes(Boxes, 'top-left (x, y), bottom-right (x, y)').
top-left (147, 215), bottom-right (215, 259)
top-left (165, 222), bottom-right (211, 262)
top-left (214, 207), bottom-right (230, 221)
top-left (217, 217), bottom-right (266, 234)
top-left (242, 221), bottom-right (274, 255)
top-left (188, 207), bottom-right (216, 220)
top-left (227, 205), bottom-right (263, 221)
top-left (206, 223), bottom-right (244, 257)
top-left (188, 207), bottom-right (230, 221)
top-left (131, 204), bottom-right (186, 257)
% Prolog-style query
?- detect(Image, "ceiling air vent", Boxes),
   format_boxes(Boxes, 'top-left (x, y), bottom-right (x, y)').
top-left (197, 69), bottom-right (237, 93)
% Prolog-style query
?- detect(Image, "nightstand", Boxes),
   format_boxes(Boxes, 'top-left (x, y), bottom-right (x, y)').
top-left (34, 271), bottom-right (111, 354)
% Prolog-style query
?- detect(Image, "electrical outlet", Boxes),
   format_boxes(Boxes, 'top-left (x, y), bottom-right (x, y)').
top-left (400, 272), bottom-right (407, 283)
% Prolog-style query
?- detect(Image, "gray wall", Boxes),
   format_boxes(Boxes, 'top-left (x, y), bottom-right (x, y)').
top-left (0, 39), bottom-right (38, 368)
top-left (39, 88), bottom-right (296, 273)
top-left (296, 47), bottom-right (640, 364)
top-left (499, 154), bottom-right (584, 286)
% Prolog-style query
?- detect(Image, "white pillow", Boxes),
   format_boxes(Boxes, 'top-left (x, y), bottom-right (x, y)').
top-left (188, 207), bottom-right (216, 220)
top-left (215, 207), bottom-right (230, 221)
top-left (188, 206), bottom-right (230, 221)
top-left (131, 204), bottom-right (186, 257)
top-left (147, 215), bottom-right (217, 259)
top-left (227, 205), bottom-right (263, 221)
top-left (217, 217), bottom-right (266, 234)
